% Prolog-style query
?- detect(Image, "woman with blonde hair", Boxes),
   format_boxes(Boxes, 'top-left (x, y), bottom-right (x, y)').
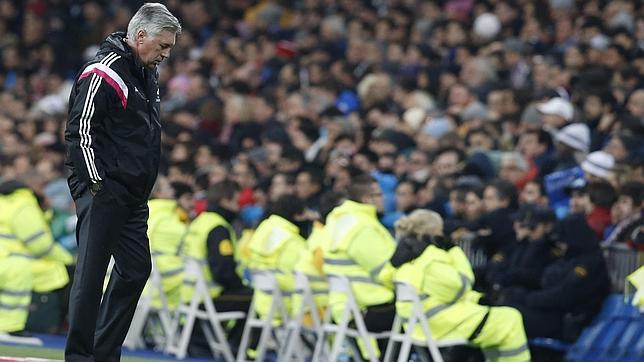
top-left (390, 209), bottom-right (531, 362)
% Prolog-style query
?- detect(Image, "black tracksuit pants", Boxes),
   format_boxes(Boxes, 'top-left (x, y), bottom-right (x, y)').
top-left (65, 189), bottom-right (151, 362)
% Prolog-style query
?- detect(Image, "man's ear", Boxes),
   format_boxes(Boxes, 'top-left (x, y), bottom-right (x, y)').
top-left (137, 29), bottom-right (147, 43)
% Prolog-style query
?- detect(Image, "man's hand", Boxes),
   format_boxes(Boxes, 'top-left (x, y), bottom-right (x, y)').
top-left (89, 181), bottom-right (103, 196)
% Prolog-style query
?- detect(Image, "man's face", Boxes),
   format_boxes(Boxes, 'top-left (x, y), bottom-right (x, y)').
top-left (499, 158), bottom-right (525, 185)
top-left (395, 183), bottom-right (416, 212)
top-left (520, 182), bottom-right (543, 205)
top-left (569, 190), bottom-right (590, 215)
top-left (295, 172), bottom-right (319, 200)
top-left (363, 182), bottom-right (384, 213)
top-left (464, 191), bottom-right (484, 221)
top-left (135, 29), bottom-right (176, 68)
top-left (434, 151), bottom-right (459, 177)
top-left (613, 195), bottom-right (635, 223)
top-left (483, 186), bottom-right (505, 212)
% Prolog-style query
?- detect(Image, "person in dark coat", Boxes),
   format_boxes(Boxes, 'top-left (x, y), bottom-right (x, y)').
top-left (502, 214), bottom-right (610, 340)
top-left (485, 204), bottom-right (560, 302)
top-left (476, 179), bottom-right (519, 258)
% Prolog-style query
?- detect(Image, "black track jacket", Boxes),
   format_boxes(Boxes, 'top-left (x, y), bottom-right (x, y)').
top-left (65, 32), bottom-right (161, 206)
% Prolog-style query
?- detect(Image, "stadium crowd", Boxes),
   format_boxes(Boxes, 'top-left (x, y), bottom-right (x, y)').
top-left (0, 0), bottom-right (642, 360)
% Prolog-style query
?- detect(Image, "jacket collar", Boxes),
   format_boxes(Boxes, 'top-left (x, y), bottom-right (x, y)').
top-left (207, 203), bottom-right (237, 224)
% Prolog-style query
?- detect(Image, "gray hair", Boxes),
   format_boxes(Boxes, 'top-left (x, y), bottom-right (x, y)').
top-left (127, 3), bottom-right (181, 41)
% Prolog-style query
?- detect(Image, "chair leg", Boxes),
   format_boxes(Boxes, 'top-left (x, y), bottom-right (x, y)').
top-left (313, 306), bottom-right (333, 362)
top-left (351, 304), bottom-right (379, 362)
top-left (329, 307), bottom-right (351, 362)
top-left (237, 300), bottom-right (256, 362)
top-left (384, 315), bottom-right (402, 362)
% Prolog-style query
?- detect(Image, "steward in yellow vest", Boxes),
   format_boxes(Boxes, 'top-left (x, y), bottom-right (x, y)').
top-left (0, 181), bottom-right (72, 293)
top-left (322, 175), bottom-right (396, 357)
top-left (0, 243), bottom-right (33, 334)
top-left (391, 210), bottom-right (531, 362)
top-left (247, 195), bottom-right (308, 319)
top-left (147, 177), bottom-right (189, 309)
top-left (293, 191), bottom-right (346, 317)
top-left (183, 179), bottom-right (251, 351)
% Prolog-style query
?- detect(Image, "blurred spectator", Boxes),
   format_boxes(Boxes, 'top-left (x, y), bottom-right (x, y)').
top-left (478, 179), bottom-right (519, 258)
top-left (504, 215), bottom-right (610, 341)
top-left (604, 181), bottom-right (644, 249)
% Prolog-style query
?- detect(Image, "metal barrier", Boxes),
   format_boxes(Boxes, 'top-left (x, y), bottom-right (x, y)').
top-left (456, 234), bottom-right (488, 269)
top-left (603, 243), bottom-right (644, 292)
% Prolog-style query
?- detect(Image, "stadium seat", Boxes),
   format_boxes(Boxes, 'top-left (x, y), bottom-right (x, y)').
top-left (384, 282), bottom-right (468, 362)
top-left (166, 257), bottom-right (245, 361)
top-left (566, 293), bottom-right (643, 362)
top-left (312, 275), bottom-right (390, 362)
top-left (278, 271), bottom-right (322, 361)
top-left (236, 269), bottom-right (290, 362)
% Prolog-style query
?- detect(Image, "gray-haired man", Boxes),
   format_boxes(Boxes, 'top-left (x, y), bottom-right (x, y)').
top-left (64, 4), bottom-right (180, 361)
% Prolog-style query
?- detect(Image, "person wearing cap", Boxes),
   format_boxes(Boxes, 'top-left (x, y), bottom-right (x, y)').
top-left (486, 205), bottom-right (559, 304)
top-left (550, 123), bottom-right (591, 173)
top-left (503, 214), bottom-right (610, 341)
top-left (565, 178), bottom-right (591, 216)
top-left (537, 97), bottom-right (574, 130)
top-left (581, 151), bottom-right (615, 184)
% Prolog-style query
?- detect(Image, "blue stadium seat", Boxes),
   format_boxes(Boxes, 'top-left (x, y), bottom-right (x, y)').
top-left (566, 294), bottom-right (643, 362)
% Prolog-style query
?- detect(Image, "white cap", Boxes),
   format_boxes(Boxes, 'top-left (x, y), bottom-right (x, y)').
top-left (582, 151), bottom-right (615, 179)
top-left (555, 123), bottom-right (590, 153)
top-left (537, 97), bottom-right (574, 121)
top-left (473, 13), bottom-right (501, 40)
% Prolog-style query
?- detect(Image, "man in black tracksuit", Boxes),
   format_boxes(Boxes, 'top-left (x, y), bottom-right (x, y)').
top-left (63, 4), bottom-right (181, 361)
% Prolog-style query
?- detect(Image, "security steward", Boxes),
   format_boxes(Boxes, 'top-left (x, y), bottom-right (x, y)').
top-left (0, 180), bottom-right (73, 333)
top-left (147, 176), bottom-right (188, 310)
top-left (485, 204), bottom-right (559, 303)
top-left (182, 179), bottom-right (252, 352)
top-left (247, 194), bottom-right (308, 318)
top-left (504, 214), bottom-right (610, 340)
top-left (391, 209), bottom-right (531, 362)
top-left (322, 174), bottom-right (396, 359)
top-left (0, 242), bottom-right (33, 339)
top-left (292, 191), bottom-right (346, 319)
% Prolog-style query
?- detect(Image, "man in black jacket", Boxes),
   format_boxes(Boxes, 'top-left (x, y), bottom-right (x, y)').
top-left (486, 205), bottom-right (559, 303)
top-left (63, 4), bottom-right (181, 361)
top-left (503, 215), bottom-right (610, 340)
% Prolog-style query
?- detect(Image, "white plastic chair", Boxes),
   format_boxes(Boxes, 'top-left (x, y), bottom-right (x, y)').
top-left (278, 271), bottom-right (324, 361)
top-left (312, 275), bottom-right (391, 362)
top-left (123, 257), bottom-right (174, 351)
top-left (165, 257), bottom-right (246, 361)
top-left (383, 282), bottom-right (468, 362)
top-left (236, 269), bottom-right (290, 362)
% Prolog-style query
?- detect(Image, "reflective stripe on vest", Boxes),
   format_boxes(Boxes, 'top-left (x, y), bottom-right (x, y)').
top-left (323, 258), bottom-right (356, 266)
top-left (23, 230), bottom-right (46, 245)
top-left (0, 233), bottom-right (18, 239)
top-left (0, 289), bottom-right (31, 297)
top-left (483, 344), bottom-right (530, 360)
top-left (0, 301), bottom-right (30, 310)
